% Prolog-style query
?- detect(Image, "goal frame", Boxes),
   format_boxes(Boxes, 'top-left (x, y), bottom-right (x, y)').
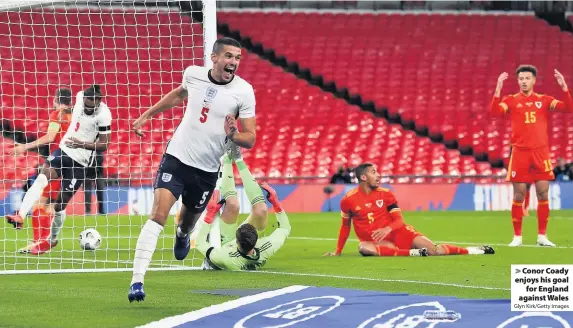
top-left (0, 0), bottom-right (217, 275)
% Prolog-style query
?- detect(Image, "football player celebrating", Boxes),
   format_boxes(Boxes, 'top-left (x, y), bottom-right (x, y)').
top-left (325, 163), bottom-right (494, 257)
top-left (128, 37), bottom-right (267, 302)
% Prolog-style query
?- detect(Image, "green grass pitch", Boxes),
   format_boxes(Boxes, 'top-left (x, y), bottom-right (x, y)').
top-left (0, 210), bottom-right (572, 328)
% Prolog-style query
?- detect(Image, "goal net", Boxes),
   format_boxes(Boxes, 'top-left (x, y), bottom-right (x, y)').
top-left (0, 0), bottom-right (216, 274)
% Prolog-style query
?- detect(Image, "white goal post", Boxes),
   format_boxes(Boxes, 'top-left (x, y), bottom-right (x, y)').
top-left (0, 0), bottom-right (217, 274)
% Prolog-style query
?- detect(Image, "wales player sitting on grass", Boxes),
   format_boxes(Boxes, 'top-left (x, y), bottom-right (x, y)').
top-left (194, 158), bottom-right (290, 270)
top-left (325, 163), bottom-right (495, 257)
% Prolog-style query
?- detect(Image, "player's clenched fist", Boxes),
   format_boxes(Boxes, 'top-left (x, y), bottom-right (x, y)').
top-left (224, 114), bottom-right (238, 138)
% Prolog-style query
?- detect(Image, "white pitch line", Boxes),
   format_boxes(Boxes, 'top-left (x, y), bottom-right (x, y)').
top-left (241, 270), bottom-right (510, 291)
top-left (1, 258), bottom-right (509, 291)
top-left (288, 236), bottom-right (573, 249)
top-left (2, 254), bottom-right (195, 269)
top-left (0, 267), bottom-right (202, 275)
top-left (550, 216), bottom-right (573, 220)
top-left (434, 240), bottom-right (573, 249)
top-left (7, 254), bottom-right (134, 265)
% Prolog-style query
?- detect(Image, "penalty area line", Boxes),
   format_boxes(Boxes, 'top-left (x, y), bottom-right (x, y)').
top-left (240, 270), bottom-right (510, 291)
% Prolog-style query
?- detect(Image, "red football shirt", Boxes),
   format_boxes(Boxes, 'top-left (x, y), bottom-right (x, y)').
top-left (48, 110), bottom-right (72, 153)
top-left (340, 187), bottom-right (400, 242)
top-left (491, 91), bottom-right (573, 150)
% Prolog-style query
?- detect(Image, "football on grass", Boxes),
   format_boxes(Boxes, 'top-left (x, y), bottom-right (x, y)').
top-left (79, 228), bottom-right (102, 250)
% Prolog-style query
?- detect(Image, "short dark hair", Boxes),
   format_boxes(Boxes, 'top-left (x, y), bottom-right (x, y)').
top-left (354, 163), bottom-right (374, 182)
top-left (516, 65), bottom-right (537, 77)
top-left (236, 223), bottom-right (258, 254)
top-left (212, 37), bottom-right (241, 54)
top-left (84, 84), bottom-right (102, 100)
top-left (55, 88), bottom-right (72, 105)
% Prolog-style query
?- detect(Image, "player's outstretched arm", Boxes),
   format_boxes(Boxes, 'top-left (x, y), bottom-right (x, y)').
top-left (490, 72), bottom-right (510, 116)
top-left (257, 211), bottom-right (291, 263)
top-left (325, 216), bottom-right (351, 256)
top-left (9, 129), bottom-right (58, 155)
top-left (325, 197), bottom-right (353, 256)
top-left (274, 210), bottom-right (291, 236)
top-left (225, 115), bottom-right (256, 149)
top-left (9, 111), bottom-right (66, 155)
top-left (550, 69), bottom-right (573, 113)
top-left (133, 86), bottom-right (188, 137)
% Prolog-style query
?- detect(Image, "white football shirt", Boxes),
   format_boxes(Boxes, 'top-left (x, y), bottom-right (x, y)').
top-left (166, 66), bottom-right (256, 172)
top-left (59, 91), bottom-right (112, 167)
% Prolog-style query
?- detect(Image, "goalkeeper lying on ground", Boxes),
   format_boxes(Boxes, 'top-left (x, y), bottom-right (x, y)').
top-left (182, 143), bottom-right (270, 243)
top-left (195, 181), bottom-right (290, 271)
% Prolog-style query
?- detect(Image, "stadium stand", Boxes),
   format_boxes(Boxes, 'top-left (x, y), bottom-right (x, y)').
top-left (0, 8), bottom-right (498, 184)
top-left (240, 51), bottom-right (494, 183)
top-left (218, 12), bottom-right (573, 164)
top-left (5, 9), bottom-right (572, 183)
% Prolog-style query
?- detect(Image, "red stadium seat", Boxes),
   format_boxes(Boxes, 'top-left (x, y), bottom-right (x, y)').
top-left (0, 137), bottom-right (41, 183)
top-left (219, 12), bottom-right (573, 162)
top-left (0, 9), bottom-right (526, 183)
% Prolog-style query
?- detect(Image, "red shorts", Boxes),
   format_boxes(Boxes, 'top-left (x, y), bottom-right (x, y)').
top-left (385, 224), bottom-right (423, 250)
top-left (507, 146), bottom-right (555, 183)
top-left (42, 179), bottom-right (61, 201)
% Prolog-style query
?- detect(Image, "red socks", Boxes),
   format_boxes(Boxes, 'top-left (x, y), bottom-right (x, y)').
top-left (375, 245), bottom-right (410, 257)
top-left (511, 201), bottom-right (524, 236)
top-left (374, 245), bottom-right (472, 256)
top-left (512, 197), bottom-right (550, 236)
top-left (32, 207), bottom-right (52, 241)
top-left (537, 200), bottom-right (549, 235)
top-left (32, 210), bottom-right (41, 242)
top-left (440, 244), bottom-right (469, 255)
